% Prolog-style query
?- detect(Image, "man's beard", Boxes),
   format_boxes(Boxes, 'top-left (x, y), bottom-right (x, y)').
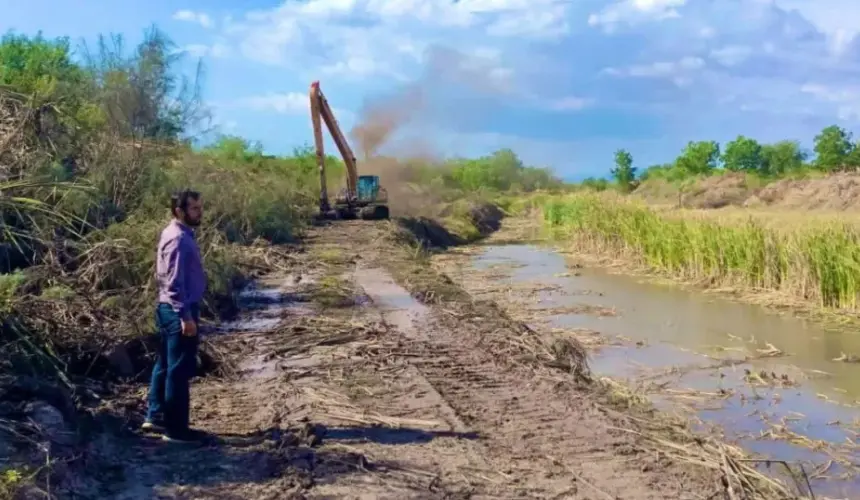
top-left (183, 215), bottom-right (201, 227)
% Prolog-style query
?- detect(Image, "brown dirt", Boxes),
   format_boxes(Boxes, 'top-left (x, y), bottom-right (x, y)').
top-left (29, 219), bottom-right (795, 499)
top-left (635, 171), bottom-right (860, 211)
top-left (685, 174), bottom-right (752, 209)
top-left (745, 172), bottom-right (860, 210)
top-left (634, 173), bottom-right (753, 209)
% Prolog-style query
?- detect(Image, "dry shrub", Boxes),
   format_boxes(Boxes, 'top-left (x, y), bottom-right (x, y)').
top-left (0, 90), bottom-right (37, 179)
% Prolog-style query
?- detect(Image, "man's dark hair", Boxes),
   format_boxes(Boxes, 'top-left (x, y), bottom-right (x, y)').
top-left (170, 189), bottom-right (201, 217)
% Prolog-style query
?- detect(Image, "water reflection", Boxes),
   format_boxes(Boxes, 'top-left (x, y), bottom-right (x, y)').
top-left (470, 244), bottom-right (860, 498)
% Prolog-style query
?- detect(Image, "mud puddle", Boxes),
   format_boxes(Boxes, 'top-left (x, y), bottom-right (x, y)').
top-left (216, 276), bottom-right (318, 377)
top-left (354, 267), bottom-right (430, 340)
top-left (218, 278), bottom-right (315, 333)
top-left (468, 244), bottom-right (860, 499)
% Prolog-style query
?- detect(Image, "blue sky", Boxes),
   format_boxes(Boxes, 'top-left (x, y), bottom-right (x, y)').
top-left (3, 0), bottom-right (860, 180)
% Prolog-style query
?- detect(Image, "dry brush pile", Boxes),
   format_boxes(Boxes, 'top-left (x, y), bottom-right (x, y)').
top-left (0, 34), bottom-right (325, 495)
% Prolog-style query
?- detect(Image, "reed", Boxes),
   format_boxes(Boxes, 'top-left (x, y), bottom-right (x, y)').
top-left (542, 193), bottom-right (860, 310)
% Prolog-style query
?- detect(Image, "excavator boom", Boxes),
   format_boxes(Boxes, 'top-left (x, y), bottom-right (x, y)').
top-left (308, 81), bottom-right (389, 220)
top-left (308, 82), bottom-right (330, 212)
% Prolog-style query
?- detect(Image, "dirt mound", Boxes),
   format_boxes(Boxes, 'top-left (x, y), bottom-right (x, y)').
top-left (395, 202), bottom-right (505, 249)
top-left (467, 202), bottom-right (504, 235)
top-left (634, 173), bottom-right (753, 209)
top-left (681, 173), bottom-right (753, 209)
top-left (395, 216), bottom-right (460, 249)
top-left (631, 178), bottom-right (681, 204)
top-left (746, 172), bottom-right (860, 210)
top-left (636, 171), bottom-right (860, 211)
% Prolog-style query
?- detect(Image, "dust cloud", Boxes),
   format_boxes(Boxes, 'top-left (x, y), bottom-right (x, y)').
top-left (347, 46), bottom-right (508, 217)
top-left (350, 84), bottom-right (425, 161)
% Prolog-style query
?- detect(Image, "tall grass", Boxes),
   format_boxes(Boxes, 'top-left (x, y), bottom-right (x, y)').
top-left (0, 27), bottom-right (566, 380)
top-left (542, 193), bottom-right (860, 310)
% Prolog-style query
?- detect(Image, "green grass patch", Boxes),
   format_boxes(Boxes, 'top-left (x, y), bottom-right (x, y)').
top-left (542, 193), bottom-right (860, 311)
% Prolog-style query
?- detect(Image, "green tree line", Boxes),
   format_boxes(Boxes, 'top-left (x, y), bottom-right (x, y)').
top-left (0, 27), bottom-right (563, 303)
top-left (589, 125), bottom-right (860, 192)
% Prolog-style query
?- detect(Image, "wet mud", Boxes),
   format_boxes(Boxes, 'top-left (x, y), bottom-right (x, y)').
top-left (433, 242), bottom-right (860, 499)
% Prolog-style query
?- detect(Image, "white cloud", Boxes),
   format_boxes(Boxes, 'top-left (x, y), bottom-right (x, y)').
top-left (199, 0), bottom-right (860, 169)
top-left (173, 9), bottom-right (214, 28)
top-left (801, 83), bottom-right (860, 122)
top-left (241, 92), bottom-right (307, 114)
top-left (219, 0), bottom-right (573, 77)
top-left (485, 4), bottom-right (570, 38)
top-left (776, 0), bottom-right (860, 45)
top-left (709, 45), bottom-right (753, 66)
top-left (604, 56), bottom-right (705, 80)
top-left (181, 43), bottom-right (230, 59)
top-left (239, 92), bottom-right (354, 121)
top-left (361, 0), bottom-right (570, 33)
top-left (585, 0), bottom-right (860, 127)
top-left (775, 0), bottom-right (860, 60)
top-left (548, 96), bottom-right (594, 112)
top-left (699, 26), bottom-right (716, 38)
top-left (588, 0), bottom-right (686, 30)
top-left (423, 46), bottom-right (518, 94)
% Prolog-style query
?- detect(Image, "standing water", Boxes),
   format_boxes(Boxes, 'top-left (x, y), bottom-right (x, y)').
top-left (470, 244), bottom-right (860, 499)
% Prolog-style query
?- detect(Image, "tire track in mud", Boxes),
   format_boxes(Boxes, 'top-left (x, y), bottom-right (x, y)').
top-left (355, 265), bottom-right (709, 499)
top-left (233, 268), bottom-right (517, 499)
top-left (83, 269), bottom-right (480, 500)
top-left (346, 267), bottom-right (520, 498)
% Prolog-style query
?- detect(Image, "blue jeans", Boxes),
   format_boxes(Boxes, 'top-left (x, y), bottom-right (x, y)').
top-left (146, 303), bottom-right (200, 433)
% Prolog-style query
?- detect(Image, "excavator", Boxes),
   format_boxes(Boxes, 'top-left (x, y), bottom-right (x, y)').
top-left (309, 81), bottom-right (390, 220)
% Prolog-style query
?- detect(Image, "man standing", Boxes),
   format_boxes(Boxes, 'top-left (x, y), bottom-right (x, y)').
top-left (143, 189), bottom-right (207, 443)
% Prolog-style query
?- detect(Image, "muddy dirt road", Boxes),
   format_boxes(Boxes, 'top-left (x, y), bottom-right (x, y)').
top-left (68, 221), bottom-right (785, 499)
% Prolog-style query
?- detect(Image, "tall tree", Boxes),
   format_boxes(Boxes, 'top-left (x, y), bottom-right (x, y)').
top-left (81, 26), bottom-right (208, 142)
top-left (610, 149), bottom-right (637, 192)
top-left (760, 140), bottom-right (807, 175)
top-left (846, 142), bottom-right (860, 168)
top-left (722, 135), bottom-right (763, 173)
top-left (486, 148), bottom-right (523, 191)
top-left (813, 125), bottom-right (853, 172)
top-left (676, 140), bottom-right (720, 175)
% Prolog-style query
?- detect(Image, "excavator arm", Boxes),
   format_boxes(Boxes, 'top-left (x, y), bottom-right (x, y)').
top-left (309, 81), bottom-right (358, 212)
top-left (308, 81), bottom-right (389, 220)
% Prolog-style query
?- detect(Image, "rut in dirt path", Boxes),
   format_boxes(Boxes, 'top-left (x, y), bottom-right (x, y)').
top-left (81, 253), bottom-right (508, 500)
top-left (80, 279), bottom-right (372, 500)
top-left (354, 263), bottom-right (718, 499)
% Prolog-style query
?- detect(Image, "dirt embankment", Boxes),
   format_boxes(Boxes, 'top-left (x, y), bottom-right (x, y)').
top-left (0, 218), bottom-right (800, 499)
top-left (395, 203), bottom-right (504, 249)
top-left (635, 171), bottom-right (860, 211)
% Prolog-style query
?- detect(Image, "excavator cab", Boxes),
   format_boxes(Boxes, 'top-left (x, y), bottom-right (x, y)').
top-left (308, 81), bottom-right (390, 220)
top-left (357, 175), bottom-right (379, 202)
top-left (355, 175), bottom-right (389, 219)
